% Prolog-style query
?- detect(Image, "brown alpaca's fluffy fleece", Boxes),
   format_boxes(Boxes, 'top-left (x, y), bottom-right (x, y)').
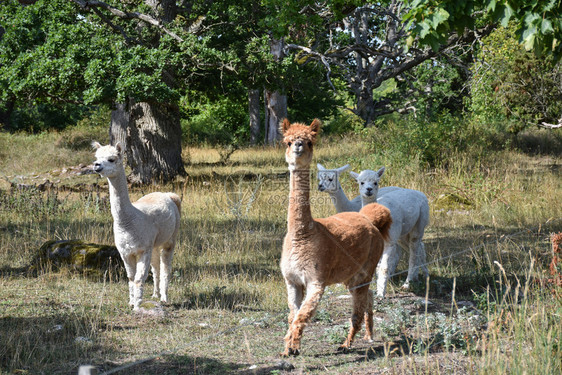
top-left (279, 118), bottom-right (392, 356)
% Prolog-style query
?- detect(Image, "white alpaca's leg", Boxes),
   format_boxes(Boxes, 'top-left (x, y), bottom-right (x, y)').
top-left (133, 251), bottom-right (152, 310)
top-left (151, 248), bottom-right (161, 299)
top-left (159, 245), bottom-right (174, 304)
top-left (387, 245), bottom-right (403, 277)
top-left (122, 254), bottom-right (137, 307)
top-left (376, 244), bottom-right (397, 297)
top-left (403, 237), bottom-right (423, 290)
top-left (417, 242), bottom-right (429, 278)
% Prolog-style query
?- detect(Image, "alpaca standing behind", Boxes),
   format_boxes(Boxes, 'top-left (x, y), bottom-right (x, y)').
top-left (280, 119), bottom-right (392, 356)
top-left (92, 142), bottom-right (181, 310)
top-left (350, 168), bottom-right (429, 297)
top-left (317, 163), bottom-right (400, 213)
top-left (317, 163), bottom-right (362, 212)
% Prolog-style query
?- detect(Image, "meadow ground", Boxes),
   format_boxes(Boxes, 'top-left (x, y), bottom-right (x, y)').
top-left (0, 128), bottom-right (561, 374)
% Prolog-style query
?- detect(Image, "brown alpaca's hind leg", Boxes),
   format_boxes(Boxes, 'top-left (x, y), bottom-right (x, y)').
top-left (363, 289), bottom-right (374, 341)
top-left (282, 283), bottom-right (324, 357)
top-left (339, 285), bottom-right (371, 352)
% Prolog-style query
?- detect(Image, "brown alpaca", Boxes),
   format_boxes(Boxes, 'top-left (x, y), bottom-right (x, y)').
top-left (279, 118), bottom-right (392, 356)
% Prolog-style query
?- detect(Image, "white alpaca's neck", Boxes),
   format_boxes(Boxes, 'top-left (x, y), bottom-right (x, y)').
top-left (106, 167), bottom-right (136, 223)
top-left (361, 193), bottom-right (377, 207)
top-left (328, 187), bottom-right (354, 212)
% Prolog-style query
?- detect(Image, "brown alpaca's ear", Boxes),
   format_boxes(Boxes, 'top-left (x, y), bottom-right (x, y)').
top-left (310, 118), bottom-right (321, 135)
top-left (280, 118), bottom-right (291, 135)
top-left (91, 141), bottom-right (102, 150)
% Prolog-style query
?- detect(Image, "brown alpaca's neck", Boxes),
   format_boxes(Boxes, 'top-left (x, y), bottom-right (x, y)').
top-left (287, 167), bottom-right (314, 234)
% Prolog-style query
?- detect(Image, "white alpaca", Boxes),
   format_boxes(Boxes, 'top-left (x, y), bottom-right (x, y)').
top-left (317, 164), bottom-right (399, 213)
top-left (92, 142), bottom-right (181, 310)
top-left (350, 168), bottom-right (429, 297)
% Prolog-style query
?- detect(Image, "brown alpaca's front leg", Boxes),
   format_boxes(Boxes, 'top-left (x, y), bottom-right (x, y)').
top-left (339, 285), bottom-right (371, 352)
top-left (282, 284), bottom-right (324, 356)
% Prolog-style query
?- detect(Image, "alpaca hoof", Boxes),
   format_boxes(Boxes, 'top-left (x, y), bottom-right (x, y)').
top-left (337, 345), bottom-right (351, 353)
top-left (401, 283), bottom-right (411, 291)
top-left (280, 347), bottom-right (300, 357)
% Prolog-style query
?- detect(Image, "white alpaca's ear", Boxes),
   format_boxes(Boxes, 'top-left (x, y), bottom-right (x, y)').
top-left (91, 141), bottom-right (102, 149)
top-left (377, 167), bottom-right (385, 178)
top-left (337, 164), bottom-right (351, 174)
top-left (349, 171), bottom-right (359, 180)
top-left (115, 142), bottom-right (123, 156)
top-left (317, 163), bottom-right (326, 171)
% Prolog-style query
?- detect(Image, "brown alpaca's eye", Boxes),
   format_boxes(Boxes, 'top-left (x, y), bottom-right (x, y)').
top-left (307, 141), bottom-right (312, 147)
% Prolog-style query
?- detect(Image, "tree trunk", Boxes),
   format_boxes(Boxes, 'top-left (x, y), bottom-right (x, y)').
top-left (110, 100), bottom-right (185, 184)
top-left (249, 88), bottom-right (261, 145)
top-left (109, 102), bottom-right (129, 148)
top-left (264, 37), bottom-right (288, 144)
top-left (107, 0), bottom-right (185, 184)
top-left (265, 91), bottom-right (287, 145)
top-left (350, 7), bottom-right (376, 125)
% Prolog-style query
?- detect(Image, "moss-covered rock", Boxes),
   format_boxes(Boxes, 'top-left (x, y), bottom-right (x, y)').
top-left (34, 239), bottom-right (124, 279)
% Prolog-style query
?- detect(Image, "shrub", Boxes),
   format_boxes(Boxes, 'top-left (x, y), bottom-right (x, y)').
top-left (181, 96), bottom-right (249, 146)
top-left (361, 112), bottom-right (484, 168)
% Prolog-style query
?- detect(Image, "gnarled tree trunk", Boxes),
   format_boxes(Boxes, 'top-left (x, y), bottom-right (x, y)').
top-left (110, 100), bottom-right (185, 184)
top-left (264, 37), bottom-right (287, 144)
top-left (249, 88), bottom-right (261, 145)
top-left (108, 0), bottom-right (185, 184)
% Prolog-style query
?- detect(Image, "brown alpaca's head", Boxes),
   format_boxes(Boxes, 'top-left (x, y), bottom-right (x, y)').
top-left (280, 118), bottom-right (321, 171)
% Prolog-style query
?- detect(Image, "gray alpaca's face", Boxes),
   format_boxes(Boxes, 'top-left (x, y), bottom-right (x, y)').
top-left (93, 145), bottom-right (122, 179)
top-left (318, 170), bottom-right (338, 192)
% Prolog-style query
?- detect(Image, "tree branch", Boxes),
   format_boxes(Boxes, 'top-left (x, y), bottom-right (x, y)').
top-left (286, 44), bottom-right (336, 91)
top-left (539, 119), bottom-right (562, 129)
top-left (72, 0), bottom-right (184, 42)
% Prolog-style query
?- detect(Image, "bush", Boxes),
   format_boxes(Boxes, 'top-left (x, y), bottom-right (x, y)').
top-left (181, 96), bottom-right (249, 146)
top-left (360, 112), bottom-right (483, 168)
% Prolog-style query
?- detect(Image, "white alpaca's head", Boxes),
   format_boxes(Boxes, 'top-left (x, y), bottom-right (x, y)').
top-left (317, 163), bottom-right (350, 193)
top-left (349, 167), bottom-right (385, 199)
top-left (92, 142), bottom-right (124, 179)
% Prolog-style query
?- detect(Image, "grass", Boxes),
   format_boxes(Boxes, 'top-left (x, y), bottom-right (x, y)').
top-left (0, 126), bottom-right (561, 374)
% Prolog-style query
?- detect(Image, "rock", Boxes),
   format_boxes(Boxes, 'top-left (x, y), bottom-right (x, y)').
top-left (33, 239), bottom-right (123, 279)
top-left (275, 360), bottom-right (295, 371)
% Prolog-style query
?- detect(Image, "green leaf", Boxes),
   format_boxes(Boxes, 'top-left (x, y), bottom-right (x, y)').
top-left (428, 8), bottom-right (450, 28)
top-left (522, 26), bottom-right (537, 51)
top-left (498, 3), bottom-right (514, 27)
top-left (418, 21), bottom-right (431, 39)
top-left (485, 0), bottom-right (497, 12)
top-left (541, 19), bottom-right (554, 34)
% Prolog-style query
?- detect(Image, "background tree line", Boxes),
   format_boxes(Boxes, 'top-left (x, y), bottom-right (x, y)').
top-left (1, 0), bottom-right (561, 183)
